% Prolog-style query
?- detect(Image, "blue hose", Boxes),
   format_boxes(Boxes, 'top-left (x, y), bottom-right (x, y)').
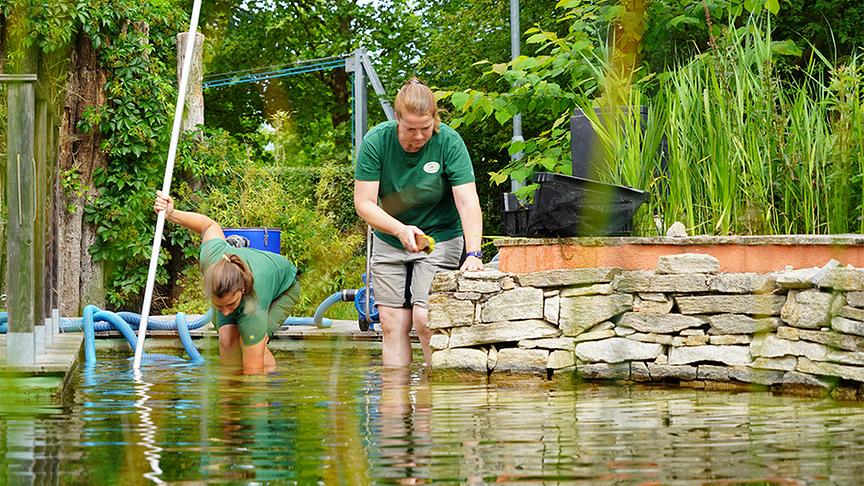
top-left (82, 304), bottom-right (203, 366)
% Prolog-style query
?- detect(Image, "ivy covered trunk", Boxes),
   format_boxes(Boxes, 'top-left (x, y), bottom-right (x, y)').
top-left (56, 32), bottom-right (106, 315)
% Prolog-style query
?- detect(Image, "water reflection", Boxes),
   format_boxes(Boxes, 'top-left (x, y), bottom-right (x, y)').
top-left (1, 343), bottom-right (864, 483)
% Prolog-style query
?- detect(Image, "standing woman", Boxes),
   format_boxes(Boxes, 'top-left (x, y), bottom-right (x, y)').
top-left (154, 191), bottom-right (300, 374)
top-left (354, 78), bottom-right (484, 367)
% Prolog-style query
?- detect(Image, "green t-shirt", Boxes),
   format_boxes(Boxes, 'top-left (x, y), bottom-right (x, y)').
top-left (199, 239), bottom-right (298, 345)
top-left (354, 120), bottom-right (476, 249)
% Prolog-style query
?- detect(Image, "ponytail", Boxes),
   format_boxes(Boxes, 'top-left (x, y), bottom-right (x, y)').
top-left (205, 253), bottom-right (255, 301)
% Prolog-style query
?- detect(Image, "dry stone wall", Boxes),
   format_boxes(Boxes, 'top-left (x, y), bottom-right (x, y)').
top-left (428, 254), bottom-right (864, 398)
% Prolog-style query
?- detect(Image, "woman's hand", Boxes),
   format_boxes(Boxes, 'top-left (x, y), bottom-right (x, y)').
top-left (396, 224), bottom-right (425, 252)
top-left (154, 190), bottom-right (174, 218)
top-left (460, 255), bottom-right (484, 272)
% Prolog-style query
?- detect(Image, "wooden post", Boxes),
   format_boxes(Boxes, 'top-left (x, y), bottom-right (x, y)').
top-left (34, 97), bottom-right (48, 355)
top-left (4, 74), bottom-right (37, 366)
top-left (177, 32), bottom-right (204, 131)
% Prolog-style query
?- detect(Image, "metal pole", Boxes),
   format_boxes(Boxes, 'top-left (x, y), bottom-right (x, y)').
top-left (510, 0), bottom-right (524, 193)
top-left (350, 49), bottom-right (374, 325)
top-left (133, 0), bottom-right (203, 369)
top-left (5, 75), bottom-right (37, 366)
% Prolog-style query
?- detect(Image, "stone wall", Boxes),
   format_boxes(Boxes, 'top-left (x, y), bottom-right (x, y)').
top-left (428, 254), bottom-right (864, 399)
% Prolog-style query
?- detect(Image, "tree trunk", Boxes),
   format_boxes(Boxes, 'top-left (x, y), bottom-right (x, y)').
top-left (56, 32), bottom-right (107, 316)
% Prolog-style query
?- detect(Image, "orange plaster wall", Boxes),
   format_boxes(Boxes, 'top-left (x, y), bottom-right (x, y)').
top-left (499, 244), bottom-right (864, 274)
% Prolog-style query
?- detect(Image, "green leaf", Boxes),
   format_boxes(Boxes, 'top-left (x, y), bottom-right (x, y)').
top-left (771, 40), bottom-right (802, 57)
top-left (526, 33), bottom-right (547, 44)
top-left (491, 63), bottom-right (508, 74)
top-left (508, 141), bottom-right (526, 156)
top-left (495, 109), bottom-right (512, 125)
top-left (764, 0), bottom-right (779, 14)
top-left (451, 91), bottom-right (470, 110)
top-left (489, 171), bottom-right (509, 185)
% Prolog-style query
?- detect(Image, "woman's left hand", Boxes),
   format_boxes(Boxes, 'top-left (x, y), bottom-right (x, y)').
top-left (460, 255), bottom-right (484, 272)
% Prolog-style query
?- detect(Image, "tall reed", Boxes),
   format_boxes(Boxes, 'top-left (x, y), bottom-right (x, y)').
top-left (587, 17), bottom-right (864, 236)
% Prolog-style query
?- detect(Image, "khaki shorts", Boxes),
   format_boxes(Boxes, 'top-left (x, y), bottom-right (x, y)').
top-left (370, 234), bottom-right (463, 308)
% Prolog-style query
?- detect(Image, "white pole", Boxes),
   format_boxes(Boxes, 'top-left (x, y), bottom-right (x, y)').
top-left (133, 0), bottom-right (203, 369)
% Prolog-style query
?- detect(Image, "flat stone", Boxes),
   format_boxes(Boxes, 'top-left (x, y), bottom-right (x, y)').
top-left (846, 292), bottom-right (864, 308)
top-left (781, 290), bottom-right (837, 329)
top-left (559, 283), bottom-right (613, 297)
top-left (428, 294), bottom-right (475, 329)
top-left (752, 356), bottom-right (797, 371)
top-left (430, 333), bottom-right (450, 350)
top-left (795, 327), bottom-right (864, 352)
top-left (576, 362), bottom-right (630, 380)
top-left (698, 365), bottom-right (785, 385)
top-left (751, 334), bottom-right (828, 361)
top-left (449, 319), bottom-right (560, 348)
top-left (559, 294), bottom-right (633, 337)
top-left (676, 295), bottom-right (786, 316)
top-left (548, 349), bottom-right (575, 370)
top-left (633, 294), bottom-right (674, 314)
top-left (544, 294), bottom-right (560, 324)
top-left (459, 278), bottom-right (502, 293)
top-left (629, 332), bottom-right (674, 345)
top-left (572, 329), bottom-right (616, 343)
top-left (454, 292), bottom-right (481, 300)
top-left (614, 326), bottom-right (636, 336)
top-left (647, 363), bottom-right (697, 380)
top-left (668, 345), bottom-right (751, 366)
top-left (781, 371), bottom-right (834, 389)
top-left (831, 316), bottom-right (864, 337)
top-left (672, 335), bottom-right (710, 346)
top-left (461, 270), bottom-right (508, 280)
top-left (487, 346), bottom-right (498, 370)
top-left (774, 267), bottom-right (821, 289)
top-left (709, 335), bottom-right (751, 345)
top-left (679, 328), bottom-right (706, 336)
top-left (797, 357), bottom-right (864, 382)
top-left (431, 348), bottom-right (487, 372)
top-left (630, 361), bottom-right (651, 381)
top-left (480, 287), bottom-right (544, 323)
top-left (838, 305), bottom-right (864, 322)
top-left (575, 338), bottom-right (662, 363)
top-left (708, 314), bottom-right (781, 334)
top-left (817, 268), bottom-right (864, 291)
top-left (616, 271), bottom-right (709, 293)
top-left (518, 337), bottom-right (575, 351)
top-left (657, 253), bottom-right (720, 274)
top-left (708, 273), bottom-right (774, 294)
top-left (776, 326), bottom-right (800, 340)
top-left (516, 268), bottom-right (620, 288)
top-left (501, 277), bottom-right (517, 290)
top-left (495, 348), bottom-right (548, 374)
top-left (619, 312), bottom-right (705, 333)
top-left (826, 349), bottom-right (864, 366)
top-left (431, 271), bottom-right (459, 292)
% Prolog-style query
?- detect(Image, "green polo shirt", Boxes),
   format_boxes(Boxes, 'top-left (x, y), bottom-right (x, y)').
top-left (355, 120), bottom-right (475, 249)
top-left (200, 239), bottom-right (297, 346)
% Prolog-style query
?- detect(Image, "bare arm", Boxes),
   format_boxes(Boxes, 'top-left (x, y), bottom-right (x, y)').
top-left (241, 339), bottom-right (268, 374)
top-left (452, 182), bottom-right (484, 271)
top-left (353, 180), bottom-right (424, 252)
top-left (154, 191), bottom-right (224, 242)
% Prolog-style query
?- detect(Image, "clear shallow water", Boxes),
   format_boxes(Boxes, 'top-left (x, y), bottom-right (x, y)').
top-left (2, 340), bottom-right (864, 484)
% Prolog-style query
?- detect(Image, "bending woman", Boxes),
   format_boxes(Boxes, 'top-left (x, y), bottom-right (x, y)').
top-left (154, 191), bottom-right (300, 374)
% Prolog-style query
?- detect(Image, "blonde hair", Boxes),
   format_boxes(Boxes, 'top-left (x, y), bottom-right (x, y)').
top-left (204, 253), bottom-right (255, 300)
top-left (394, 77), bottom-right (440, 133)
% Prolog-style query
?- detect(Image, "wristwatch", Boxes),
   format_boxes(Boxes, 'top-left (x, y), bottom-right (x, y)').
top-left (465, 250), bottom-right (483, 259)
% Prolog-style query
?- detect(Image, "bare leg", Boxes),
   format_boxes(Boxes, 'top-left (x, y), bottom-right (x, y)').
top-left (218, 325), bottom-right (242, 367)
top-left (412, 305), bottom-right (433, 366)
top-left (378, 305), bottom-right (413, 367)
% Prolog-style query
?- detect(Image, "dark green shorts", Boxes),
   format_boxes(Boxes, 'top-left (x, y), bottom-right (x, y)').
top-left (266, 281), bottom-right (301, 336)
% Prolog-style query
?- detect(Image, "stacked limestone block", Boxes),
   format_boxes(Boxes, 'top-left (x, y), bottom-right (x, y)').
top-left (428, 254), bottom-right (864, 397)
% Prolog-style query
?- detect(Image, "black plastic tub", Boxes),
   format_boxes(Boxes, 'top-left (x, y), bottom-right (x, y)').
top-left (526, 172), bottom-right (648, 237)
top-left (501, 192), bottom-right (531, 237)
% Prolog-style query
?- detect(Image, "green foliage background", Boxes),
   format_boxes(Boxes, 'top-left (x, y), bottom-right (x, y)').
top-left (3, 0), bottom-right (864, 314)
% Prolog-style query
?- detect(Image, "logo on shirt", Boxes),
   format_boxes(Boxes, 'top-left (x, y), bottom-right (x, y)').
top-left (423, 161), bottom-right (440, 174)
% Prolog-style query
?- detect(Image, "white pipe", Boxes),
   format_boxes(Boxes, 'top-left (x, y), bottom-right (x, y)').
top-left (133, 0), bottom-right (203, 369)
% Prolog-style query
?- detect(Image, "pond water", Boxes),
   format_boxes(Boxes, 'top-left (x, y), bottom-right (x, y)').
top-left (2, 339), bottom-right (864, 484)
